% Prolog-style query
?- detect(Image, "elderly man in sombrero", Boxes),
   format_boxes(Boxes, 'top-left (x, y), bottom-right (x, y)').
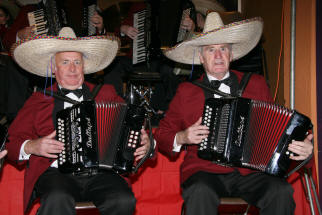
top-left (5, 27), bottom-right (152, 215)
top-left (155, 12), bottom-right (313, 215)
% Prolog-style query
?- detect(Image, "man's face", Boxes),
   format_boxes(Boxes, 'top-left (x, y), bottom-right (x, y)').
top-left (199, 44), bottom-right (233, 80)
top-left (0, 9), bottom-right (9, 25)
top-left (54, 51), bottom-right (84, 90)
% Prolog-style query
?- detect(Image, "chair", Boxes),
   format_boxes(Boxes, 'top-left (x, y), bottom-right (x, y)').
top-left (75, 201), bottom-right (96, 210)
top-left (181, 197), bottom-right (259, 215)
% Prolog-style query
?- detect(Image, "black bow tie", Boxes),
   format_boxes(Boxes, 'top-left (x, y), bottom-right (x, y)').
top-left (60, 88), bottom-right (83, 98)
top-left (210, 77), bottom-right (232, 89)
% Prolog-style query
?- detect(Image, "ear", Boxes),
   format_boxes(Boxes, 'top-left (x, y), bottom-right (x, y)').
top-left (199, 51), bottom-right (204, 64)
top-left (229, 51), bottom-right (233, 62)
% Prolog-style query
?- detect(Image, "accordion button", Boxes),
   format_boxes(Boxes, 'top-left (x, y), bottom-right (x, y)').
top-left (135, 132), bottom-right (139, 135)
top-left (128, 143), bottom-right (131, 147)
top-left (133, 140), bottom-right (137, 144)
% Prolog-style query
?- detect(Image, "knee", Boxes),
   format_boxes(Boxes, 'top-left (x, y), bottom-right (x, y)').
top-left (42, 189), bottom-right (75, 205)
top-left (184, 178), bottom-right (219, 200)
top-left (258, 179), bottom-right (294, 209)
top-left (266, 180), bottom-right (294, 199)
top-left (98, 189), bottom-right (136, 214)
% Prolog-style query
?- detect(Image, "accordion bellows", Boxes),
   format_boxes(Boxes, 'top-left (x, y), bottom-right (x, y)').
top-left (198, 98), bottom-right (312, 177)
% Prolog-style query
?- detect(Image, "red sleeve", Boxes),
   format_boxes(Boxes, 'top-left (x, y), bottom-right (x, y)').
top-left (6, 92), bottom-right (52, 165)
top-left (2, 5), bottom-right (35, 51)
top-left (154, 83), bottom-right (193, 157)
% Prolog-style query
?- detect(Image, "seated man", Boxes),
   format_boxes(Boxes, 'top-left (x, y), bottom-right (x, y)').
top-left (6, 27), bottom-right (152, 215)
top-left (155, 12), bottom-right (313, 215)
top-left (1, 0), bottom-right (105, 123)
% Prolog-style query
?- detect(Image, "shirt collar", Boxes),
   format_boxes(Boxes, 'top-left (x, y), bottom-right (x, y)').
top-left (207, 72), bottom-right (230, 81)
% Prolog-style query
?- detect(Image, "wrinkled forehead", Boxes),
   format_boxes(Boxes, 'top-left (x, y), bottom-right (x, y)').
top-left (54, 51), bottom-right (84, 59)
top-left (201, 43), bottom-right (231, 49)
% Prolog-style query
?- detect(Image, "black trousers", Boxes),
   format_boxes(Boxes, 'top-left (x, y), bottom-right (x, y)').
top-left (182, 171), bottom-right (295, 215)
top-left (34, 168), bottom-right (136, 215)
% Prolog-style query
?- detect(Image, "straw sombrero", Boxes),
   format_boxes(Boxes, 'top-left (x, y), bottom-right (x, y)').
top-left (192, 0), bottom-right (226, 15)
top-left (164, 12), bottom-right (263, 65)
top-left (11, 27), bottom-right (120, 77)
top-left (0, 0), bottom-right (20, 19)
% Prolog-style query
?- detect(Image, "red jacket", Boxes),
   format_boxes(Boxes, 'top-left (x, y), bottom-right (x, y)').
top-left (154, 70), bottom-right (274, 184)
top-left (6, 82), bottom-right (123, 212)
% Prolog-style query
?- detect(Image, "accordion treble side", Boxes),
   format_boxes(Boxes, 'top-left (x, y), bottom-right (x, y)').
top-left (56, 100), bottom-right (146, 175)
top-left (198, 98), bottom-right (312, 177)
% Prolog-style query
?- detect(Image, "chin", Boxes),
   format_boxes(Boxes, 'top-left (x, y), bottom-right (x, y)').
top-left (64, 80), bottom-right (83, 89)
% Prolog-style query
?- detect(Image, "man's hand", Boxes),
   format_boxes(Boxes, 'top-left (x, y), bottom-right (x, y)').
top-left (288, 133), bottom-right (314, 160)
top-left (0, 149), bottom-right (7, 159)
top-left (17, 26), bottom-right (36, 40)
top-left (134, 129), bottom-right (151, 162)
top-left (180, 16), bottom-right (195, 31)
top-left (91, 12), bottom-right (104, 32)
top-left (176, 117), bottom-right (209, 146)
top-left (120, 25), bottom-right (138, 40)
top-left (24, 131), bottom-right (64, 158)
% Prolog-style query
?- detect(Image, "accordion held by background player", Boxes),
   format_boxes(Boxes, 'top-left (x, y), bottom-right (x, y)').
top-left (56, 100), bottom-right (146, 175)
top-left (28, 0), bottom-right (97, 36)
top-left (198, 97), bottom-right (312, 177)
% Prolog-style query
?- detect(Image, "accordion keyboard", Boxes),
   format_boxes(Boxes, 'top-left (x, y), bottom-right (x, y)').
top-left (133, 9), bottom-right (147, 65)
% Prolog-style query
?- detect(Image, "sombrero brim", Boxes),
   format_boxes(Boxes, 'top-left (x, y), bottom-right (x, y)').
top-left (164, 17), bottom-right (263, 65)
top-left (11, 34), bottom-right (120, 77)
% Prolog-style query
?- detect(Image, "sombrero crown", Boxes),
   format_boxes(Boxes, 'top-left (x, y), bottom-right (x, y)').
top-left (164, 12), bottom-right (263, 65)
top-left (12, 27), bottom-right (120, 77)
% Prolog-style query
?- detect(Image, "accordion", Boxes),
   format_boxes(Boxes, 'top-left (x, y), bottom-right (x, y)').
top-left (198, 98), bottom-right (312, 177)
top-left (28, 0), bottom-right (97, 36)
top-left (132, 0), bottom-right (196, 65)
top-left (56, 100), bottom-right (146, 175)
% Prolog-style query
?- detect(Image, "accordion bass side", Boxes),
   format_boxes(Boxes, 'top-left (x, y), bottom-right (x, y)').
top-left (198, 98), bottom-right (312, 177)
top-left (56, 100), bottom-right (146, 175)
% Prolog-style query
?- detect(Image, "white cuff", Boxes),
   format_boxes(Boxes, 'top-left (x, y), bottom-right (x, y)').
top-left (173, 134), bottom-right (182, 152)
top-left (19, 140), bottom-right (31, 160)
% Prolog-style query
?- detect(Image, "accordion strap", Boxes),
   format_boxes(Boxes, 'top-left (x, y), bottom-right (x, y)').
top-left (192, 72), bottom-right (252, 98)
top-left (36, 87), bottom-right (80, 105)
top-left (90, 83), bottom-right (103, 100)
top-left (191, 81), bottom-right (236, 99)
top-left (37, 83), bottom-right (103, 104)
top-left (237, 72), bottom-right (252, 97)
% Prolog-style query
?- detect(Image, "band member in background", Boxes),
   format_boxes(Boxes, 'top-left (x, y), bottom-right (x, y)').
top-left (6, 27), bottom-right (152, 215)
top-left (154, 12), bottom-right (313, 215)
top-left (1, 0), bottom-right (105, 127)
top-left (113, 0), bottom-right (226, 124)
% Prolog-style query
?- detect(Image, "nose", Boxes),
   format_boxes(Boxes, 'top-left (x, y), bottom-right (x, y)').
top-left (70, 63), bottom-right (76, 72)
top-left (214, 49), bottom-right (222, 58)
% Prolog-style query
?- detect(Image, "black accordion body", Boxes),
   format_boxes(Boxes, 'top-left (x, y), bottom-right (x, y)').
top-left (28, 0), bottom-right (97, 36)
top-left (198, 98), bottom-right (312, 177)
top-left (56, 100), bottom-right (146, 175)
